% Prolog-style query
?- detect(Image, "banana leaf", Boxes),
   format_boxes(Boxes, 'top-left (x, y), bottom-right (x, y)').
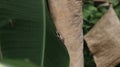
top-left (0, 0), bottom-right (69, 67)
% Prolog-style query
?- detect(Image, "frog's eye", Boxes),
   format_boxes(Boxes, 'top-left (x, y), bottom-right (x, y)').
top-left (56, 31), bottom-right (64, 42)
top-left (56, 32), bottom-right (61, 39)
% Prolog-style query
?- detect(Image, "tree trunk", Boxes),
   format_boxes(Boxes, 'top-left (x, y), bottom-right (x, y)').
top-left (48, 0), bottom-right (83, 67)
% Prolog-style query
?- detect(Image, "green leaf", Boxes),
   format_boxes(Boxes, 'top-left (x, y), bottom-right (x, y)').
top-left (0, 0), bottom-right (46, 66)
top-left (0, 0), bottom-right (69, 67)
top-left (83, 4), bottom-right (97, 20)
top-left (1, 59), bottom-right (38, 67)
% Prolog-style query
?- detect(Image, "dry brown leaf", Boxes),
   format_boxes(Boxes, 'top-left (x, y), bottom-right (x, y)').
top-left (84, 5), bottom-right (120, 67)
top-left (48, 0), bottom-right (83, 67)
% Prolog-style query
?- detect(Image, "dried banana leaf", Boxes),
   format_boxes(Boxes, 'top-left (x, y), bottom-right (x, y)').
top-left (84, 5), bottom-right (120, 67)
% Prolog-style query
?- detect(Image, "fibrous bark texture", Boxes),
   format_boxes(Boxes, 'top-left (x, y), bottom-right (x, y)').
top-left (48, 0), bottom-right (83, 67)
top-left (84, 5), bottom-right (120, 67)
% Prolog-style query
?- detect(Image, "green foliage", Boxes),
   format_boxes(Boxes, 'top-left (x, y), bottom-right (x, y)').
top-left (83, 0), bottom-right (120, 34)
top-left (110, 0), bottom-right (120, 6)
top-left (83, 3), bottom-right (108, 33)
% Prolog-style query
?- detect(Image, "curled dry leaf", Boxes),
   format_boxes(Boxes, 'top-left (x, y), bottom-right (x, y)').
top-left (84, 5), bottom-right (120, 67)
top-left (48, 0), bottom-right (83, 67)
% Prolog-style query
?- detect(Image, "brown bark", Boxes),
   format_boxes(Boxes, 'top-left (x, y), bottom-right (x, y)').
top-left (48, 0), bottom-right (83, 67)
